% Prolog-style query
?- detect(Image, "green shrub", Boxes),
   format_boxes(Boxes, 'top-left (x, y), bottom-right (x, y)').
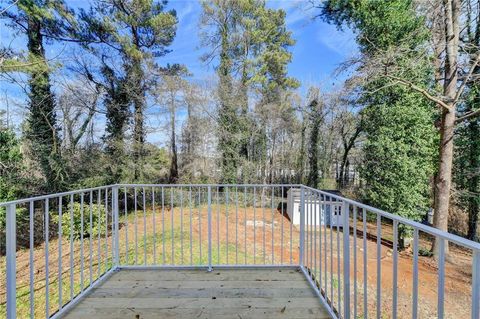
top-left (53, 202), bottom-right (106, 240)
top-left (0, 207), bottom-right (29, 255)
top-left (419, 247), bottom-right (433, 257)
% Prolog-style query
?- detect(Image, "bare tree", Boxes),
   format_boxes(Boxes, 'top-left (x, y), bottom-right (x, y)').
top-left (155, 65), bottom-right (190, 183)
top-left (58, 79), bottom-right (100, 153)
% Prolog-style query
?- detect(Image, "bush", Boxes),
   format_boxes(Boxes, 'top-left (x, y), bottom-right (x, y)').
top-left (0, 207), bottom-right (29, 255)
top-left (53, 202), bottom-right (106, 240)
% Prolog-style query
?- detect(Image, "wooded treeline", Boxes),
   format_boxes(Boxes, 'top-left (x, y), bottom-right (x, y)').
top-left (0, 0), bottom-right (479, 244)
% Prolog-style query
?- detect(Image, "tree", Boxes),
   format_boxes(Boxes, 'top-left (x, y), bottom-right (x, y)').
top-left (336, 107), bottom-right (361, 189)
top-left (306, 88), bottom-right (325, 187)
top-left (200, 0), bottom-right (298, 183)
top-left (321, 0), bottom-right (438, 242)
top-left (455, 105), bottom-right (480, 241)
top-left (3, 0), bottom-right (77, 191)
top-left (101, 62), bottom-right (130, 183)
top-left (361, 92), bottom-right (437, 238)
top-left (324, 0), bottom-right (480, 253)
top-left (155, 64), bottom-right (190, 183)
top-left (296, 107), bottom-right (307, 184)
top-left (0, 129), bottom-right (26, 201)
top-left (200, 0), bottom-right (241, 183)
top-left (58, 80), bottom-right (100, 154)
top-left (453, 0), bottom-right (480, 241)
top-left (248, 5), bottom-right (299, 184)
top-left (79, 0), bottom-right (177, 181)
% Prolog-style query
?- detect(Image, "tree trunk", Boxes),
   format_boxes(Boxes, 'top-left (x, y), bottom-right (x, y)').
top-left (307, 100), bottom-right (321, 188)
top-left (433, 0), bottom-right (459, 256)
top-left (297, 116), bottom-right (306, 184)
top-left (338, 126), bottom-right (361, 189)
top-left (131, 60), bottom-right (145, 181)
top-left (269, 134), bottom-right (276, 184)
top-left (26, 16), bottom-right (63, 191)
top-left (239, 65), bottom-right (249, 160)
top-left (169, 95), bottom-right (178, 183)
top-left (338, 150), bottom-right (347, 188)
top-left (467, 119), bottom-right (480, 241)
top-left (433, 107), bottom-right (455, 254)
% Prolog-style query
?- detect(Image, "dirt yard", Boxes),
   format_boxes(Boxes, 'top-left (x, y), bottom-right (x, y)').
top-left (0, 203), bottom-right (475, 318)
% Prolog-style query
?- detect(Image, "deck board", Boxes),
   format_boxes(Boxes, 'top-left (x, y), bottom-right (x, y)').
top-left (61, 268), bottom-right (331, 319)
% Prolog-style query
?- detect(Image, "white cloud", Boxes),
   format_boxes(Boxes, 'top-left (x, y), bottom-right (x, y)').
top-left (316, 24), bottom-right (357, 57)
top-left (175, 1), bottom-right (195, 27)
top-left (268, 0), bottom-right (314, 27)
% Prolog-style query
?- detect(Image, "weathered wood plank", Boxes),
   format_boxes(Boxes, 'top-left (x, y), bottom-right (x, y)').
top-left (61, 268), bottom-right (330, 319)
top-left (100, 279), bottom-right (310, 289)
top-left (89, 287), bottom-right (316, 298)
top-left (73, 297), bottom-right (324, 309)
top-left (108, 269), bottom-right (305, 281)
top-left (64, 307), bottom-right (330, 319)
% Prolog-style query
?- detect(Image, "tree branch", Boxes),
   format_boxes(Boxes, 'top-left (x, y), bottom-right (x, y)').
top-left (454, 52), bottom-right (480, 104)
top-left (0, 0), bottom-right (19, 14)
top-left (384, 74), bottom-right (452, 110)
top-left (455, 108), bottom-right (480, 124)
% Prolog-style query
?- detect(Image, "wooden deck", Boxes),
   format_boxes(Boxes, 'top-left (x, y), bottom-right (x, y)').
top-left (61, 267), bottom-right (330, 319)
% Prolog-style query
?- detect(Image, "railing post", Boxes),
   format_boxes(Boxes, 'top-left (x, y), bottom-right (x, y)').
top-left (473, 249), bottom-right (480, 319)
top-left (299, 187), bottom-right (305, 267)
top-left (343, 201), bottom-right (351, 319)
top-left (6, 203), bottom-right (16, 319)
top-left (207, 186), bottom-right (212, 271)
top-left (112, 186), bottom-right (119, 266)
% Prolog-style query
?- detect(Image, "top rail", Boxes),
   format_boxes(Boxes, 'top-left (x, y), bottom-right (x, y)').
top-left (0, 184), bottom-right (301, 207)
top-left (0, 185), bottom-right (115, 207)
top-left (116, 183), bottom-right (302, 188)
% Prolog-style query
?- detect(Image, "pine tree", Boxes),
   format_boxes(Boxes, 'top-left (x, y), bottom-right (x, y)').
top-left (200, 0), bottom-right (298, 183)
top-left (101, 63), bottom-right (130, 184)
top-left (79, 0), bottom-right (177, 181)
top-left (4, 0), bottom-right (77, 191)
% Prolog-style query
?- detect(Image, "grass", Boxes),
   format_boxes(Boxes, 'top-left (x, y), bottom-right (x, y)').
top-left (0, 203), bottom-right (282, 318)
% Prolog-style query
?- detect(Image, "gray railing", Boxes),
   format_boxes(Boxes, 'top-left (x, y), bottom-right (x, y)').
top-left (1, 184), bottom-right (479, 319)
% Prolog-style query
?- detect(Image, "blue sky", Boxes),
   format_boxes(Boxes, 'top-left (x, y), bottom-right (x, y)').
top-left (0, 0), bottom-right (358, 144)
top-left (158, 0), bottom-right (358, 91)
top-left (0, 0), bottom-right (358, 96)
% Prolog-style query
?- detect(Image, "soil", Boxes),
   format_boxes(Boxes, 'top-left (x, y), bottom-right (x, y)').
top-left (0, 204), bottom-right (474, 319)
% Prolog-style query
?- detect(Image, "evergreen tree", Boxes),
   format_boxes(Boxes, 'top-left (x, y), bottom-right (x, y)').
top-left (3, 0), bottom-right (77, 191)
top-left (454, 3), bottom-right (480, 241)
top-left (200, 0), bottom-right (298, 183)
top-left (361, 90), bottom-right (437, 225)
top-left (322, 0), bottom-right (438, 238)
top-left (79, 0), bottom-right (177, 181)
top-left (306, 90), bottom-right (324, 188)
top-left (455, 104), bottom-right (480, 241)
top-left (0, 129), bottom-right (26, 201)
top-left (101, 62), bottom-right (130, 184)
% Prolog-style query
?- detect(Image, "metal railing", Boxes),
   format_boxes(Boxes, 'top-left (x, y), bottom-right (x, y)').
top-left (1, 184), bottom-right (479, 319)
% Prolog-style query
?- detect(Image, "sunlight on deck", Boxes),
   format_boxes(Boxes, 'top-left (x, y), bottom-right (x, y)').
top-left (60, 267), bottom-right (330, 319)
